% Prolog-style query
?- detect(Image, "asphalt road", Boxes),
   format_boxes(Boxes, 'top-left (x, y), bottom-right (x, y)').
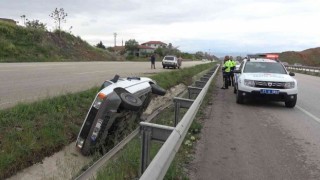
top-left (189, 72), bottom-right (320, 180)
top-left (0, 61), bottom-right (207, 109)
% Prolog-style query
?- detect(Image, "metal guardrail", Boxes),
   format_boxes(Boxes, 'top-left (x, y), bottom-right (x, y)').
top-left (285, 65), bottom-right (320, 73)
top-left (139, 64), bottom-right (220, 180)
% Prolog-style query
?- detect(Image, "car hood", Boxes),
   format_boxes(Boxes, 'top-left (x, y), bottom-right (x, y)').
top-left (241, 73), bottom-right (296, 82)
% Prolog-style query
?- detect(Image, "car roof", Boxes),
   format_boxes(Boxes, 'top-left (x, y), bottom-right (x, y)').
top-left (245, 58), bottom-right (280, 63)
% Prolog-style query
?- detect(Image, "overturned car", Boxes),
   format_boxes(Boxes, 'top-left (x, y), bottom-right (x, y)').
top-left (76, 75), bottom-right (166, 155)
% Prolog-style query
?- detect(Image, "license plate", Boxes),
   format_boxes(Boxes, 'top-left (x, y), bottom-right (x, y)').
top-left (260, 89), bottom-right (279, 94)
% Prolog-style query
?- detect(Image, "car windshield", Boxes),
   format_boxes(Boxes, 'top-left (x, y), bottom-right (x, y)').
top-left (164, 56), bottom-right (174, 60)
top-left (99, 81), bottom-right (112, 90)
top-left (243, 62), bottom-right (287, 74)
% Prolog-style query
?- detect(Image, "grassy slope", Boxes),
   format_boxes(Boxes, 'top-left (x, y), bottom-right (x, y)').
top-left (0, 21), bottom-right (115, 62)
top-left (0, 62), bottom-right (215, 179)
top-left (279, 47), bottom-right (320, 66)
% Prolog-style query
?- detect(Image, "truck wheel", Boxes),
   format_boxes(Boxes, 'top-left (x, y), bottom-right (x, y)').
top-left (120, 92), bottom-right (142, 111)
top-left (236, 90), bottom-right (244, 104)
top-left (285, 95), bottom-right (297, 108)
top-left (150, 83), bottom-right (166, 96)
top-left (163, 65), bottom-right (165, 69)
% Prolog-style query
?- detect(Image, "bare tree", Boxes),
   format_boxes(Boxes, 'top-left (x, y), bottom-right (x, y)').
top-left (49, 8), bottom-right (68, 34)
top-left (20, 15), bottom-right (26, 26)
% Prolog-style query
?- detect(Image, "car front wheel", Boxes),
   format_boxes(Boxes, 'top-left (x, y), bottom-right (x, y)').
top-left (285, 95), bottom-right (297, 108)
top-left (236, 90), bottom-right (244, 104)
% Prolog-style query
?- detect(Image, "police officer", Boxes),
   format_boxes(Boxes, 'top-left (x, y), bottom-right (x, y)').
top-left (221, 56), bottom-right (232, 89)
top-left (229, 56), bottom-right (236, 86)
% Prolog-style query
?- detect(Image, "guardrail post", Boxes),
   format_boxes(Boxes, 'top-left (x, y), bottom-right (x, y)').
top-left (173, 97), bottom-right (194, 126)
top-left (188, 86), bottom-right (202, 99)
top-left (174, 100), bottom-right (181, 126)
top-left (140, 122), bottom-right (174, 176)
top-left (140, 125), bottom-right (152, 175)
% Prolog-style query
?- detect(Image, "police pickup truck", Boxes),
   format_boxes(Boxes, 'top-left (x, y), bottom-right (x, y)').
top-left (233, 55), bottom-right (298, 108)
top-left (76, 75), bottom-right (166, 155)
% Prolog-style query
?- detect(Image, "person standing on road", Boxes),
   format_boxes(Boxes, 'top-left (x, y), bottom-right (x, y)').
top-left (221, 56), bottom-right (232, 89)
top-left (150, 53), bottom-right (156, 69)
top-left (178, 56), bottom-right (183, 69)
top-left (229, 56), bottom-right (236, 86)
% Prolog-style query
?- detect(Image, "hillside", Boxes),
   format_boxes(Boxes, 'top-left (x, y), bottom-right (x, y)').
top-left (279, 47), bottom-right (320, 66)
top-left (0, 21), bottom-right (116, 62)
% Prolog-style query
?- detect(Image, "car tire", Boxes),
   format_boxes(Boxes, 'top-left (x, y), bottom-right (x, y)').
top-left (236, 90), bottom-right (244, 104)
top-left (163, 65), bottom-right (165, 69)
top-left (285, 95), bottom-right (297, 108)
top-left (119, 92), bottom-right (143, 111)
top-left (150, 83), bottom-right (166, 96)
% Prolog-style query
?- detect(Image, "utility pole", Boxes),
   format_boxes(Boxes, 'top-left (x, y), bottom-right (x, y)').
top-left (113, 32), bottom-right (117, 47)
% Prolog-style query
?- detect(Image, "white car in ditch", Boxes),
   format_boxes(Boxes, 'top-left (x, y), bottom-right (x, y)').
top-left (233, 57), bottom-right (298, 108)
top-left (76, 75), bottom-right (166, 155)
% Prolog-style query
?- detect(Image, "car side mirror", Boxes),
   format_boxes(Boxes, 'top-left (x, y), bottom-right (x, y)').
top-left (233, 70), bottom-right (241, 74)
top-left (289, 72), bottom-right (295, 76)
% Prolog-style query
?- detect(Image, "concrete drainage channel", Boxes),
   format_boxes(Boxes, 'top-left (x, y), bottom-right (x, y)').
top-left (75, 64), bottom-right (219, 180)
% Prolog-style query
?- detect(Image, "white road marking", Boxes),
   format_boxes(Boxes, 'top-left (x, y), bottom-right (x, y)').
top-left (296, 105), bottom-right (320, 124)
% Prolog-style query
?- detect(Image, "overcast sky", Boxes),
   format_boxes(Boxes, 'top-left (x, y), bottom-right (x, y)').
top-left (1, 0), bottom-right (320, 56)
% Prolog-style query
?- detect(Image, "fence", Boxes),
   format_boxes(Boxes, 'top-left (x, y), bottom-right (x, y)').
top-left (286, 65), bottom-right (320, 76)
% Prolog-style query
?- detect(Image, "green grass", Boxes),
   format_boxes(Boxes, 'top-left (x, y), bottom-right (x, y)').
top-left (0, 88), bottom-right (98, 179)
top-left (0, 62), bottom-right (216, 179)
top-left (0, 21), bottom-right (113, 62)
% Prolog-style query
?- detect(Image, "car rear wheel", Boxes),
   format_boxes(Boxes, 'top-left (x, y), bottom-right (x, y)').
top-left (150, 83), bottom-right (166, 96)
top-left (119, 92), bottom-right (143, 111)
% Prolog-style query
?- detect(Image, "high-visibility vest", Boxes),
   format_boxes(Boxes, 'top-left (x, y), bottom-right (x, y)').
top-left (223, 60), bottom-right (232, 72)
top-left (231, 60), bottom-right (236, 67)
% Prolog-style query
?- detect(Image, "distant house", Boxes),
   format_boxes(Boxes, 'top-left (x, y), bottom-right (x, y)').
top-left (111, 45), bottom-right (155, 57)
top-left (137, 45), bottom-right (154, 56)
top-left (141, 41), bottom-right (167, 49)
top-left (111, 41), bottom-right (167, 57)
